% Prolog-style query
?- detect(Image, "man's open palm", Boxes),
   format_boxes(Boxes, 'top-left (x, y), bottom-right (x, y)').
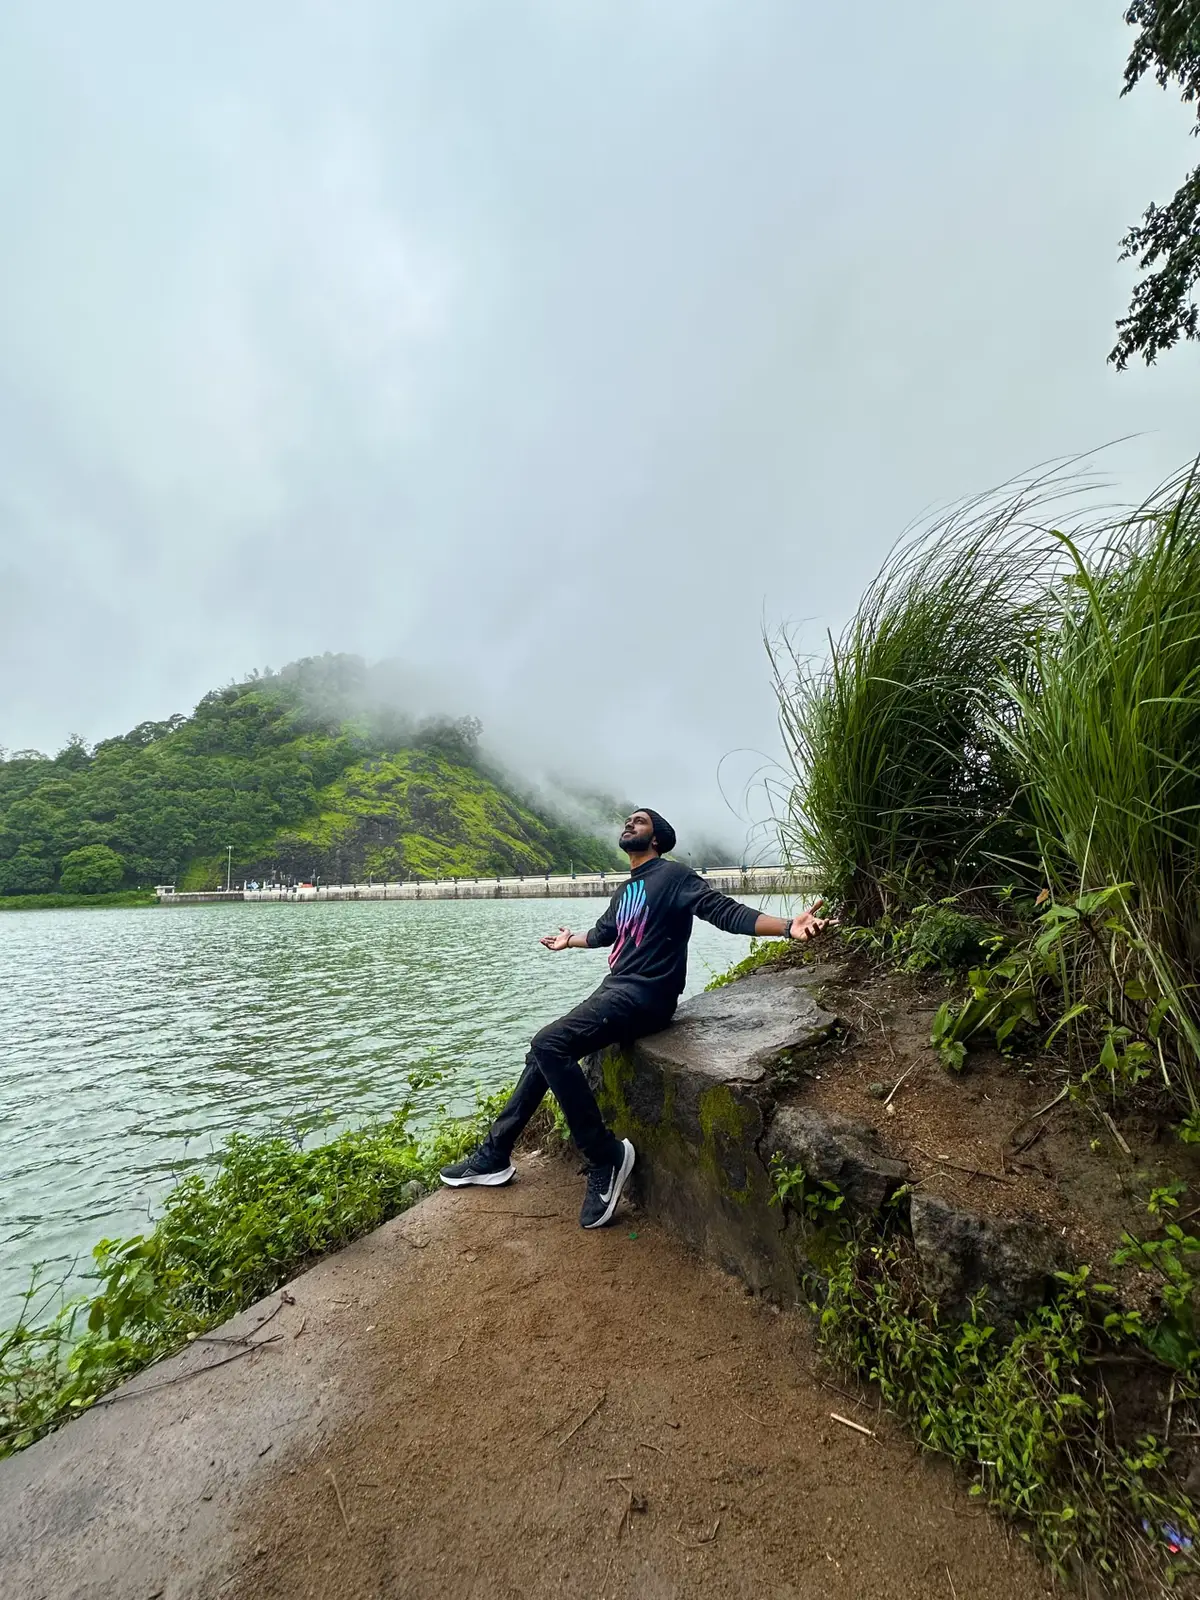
top-left (540, 927), bottom-right (573, 951)
top-left (789, 900), bottom-right (829, 942)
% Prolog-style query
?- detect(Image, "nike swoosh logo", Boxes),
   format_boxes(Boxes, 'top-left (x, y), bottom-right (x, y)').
top-left (600, 1180), bottom-right (615, 1203)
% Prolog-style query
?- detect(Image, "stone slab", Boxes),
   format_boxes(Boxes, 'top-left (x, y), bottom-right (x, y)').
top-left (636, 968), bottom-right (836, 1083)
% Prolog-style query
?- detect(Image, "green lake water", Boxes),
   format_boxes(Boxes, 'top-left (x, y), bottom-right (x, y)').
top-left (0, 895), bottom-right (788, 1318)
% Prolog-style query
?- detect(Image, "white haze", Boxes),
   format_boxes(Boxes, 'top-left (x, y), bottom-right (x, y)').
top-left (0, 2), bottom-right (1198, 855)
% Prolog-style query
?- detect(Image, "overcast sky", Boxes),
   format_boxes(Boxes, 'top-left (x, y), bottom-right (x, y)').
top-left (1, 2), bottom-right (1197, 852)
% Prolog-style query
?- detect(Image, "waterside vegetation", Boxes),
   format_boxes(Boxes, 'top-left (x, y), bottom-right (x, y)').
top-left (772, 461), bottom-right (1200, 1122)
top-left (0, 889), bottom-right (156, 913)
top-left (0, 1088), bottom-right (508, 1460)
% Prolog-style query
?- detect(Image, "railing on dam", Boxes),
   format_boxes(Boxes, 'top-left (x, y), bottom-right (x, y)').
top-left (155, 866), bottom-right (817, 906)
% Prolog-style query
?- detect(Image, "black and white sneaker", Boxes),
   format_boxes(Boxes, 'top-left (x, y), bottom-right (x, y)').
top-left (439, 1147), bottom-right (516, 1187)
top-left (579, 1138), bottom-right (636, 1229)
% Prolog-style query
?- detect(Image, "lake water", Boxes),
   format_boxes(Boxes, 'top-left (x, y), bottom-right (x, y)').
top-left (0, 895), bottom-right (789, 1318)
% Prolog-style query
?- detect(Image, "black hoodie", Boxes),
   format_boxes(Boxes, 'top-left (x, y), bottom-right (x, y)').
top-left (584, 856), bottom-right (762, 1006)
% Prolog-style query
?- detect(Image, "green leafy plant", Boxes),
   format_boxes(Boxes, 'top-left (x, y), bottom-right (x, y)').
top-left (1112, 1210), bottom-right (1200, 1374)
top-left (929, 955), bottom-right (1040, 1069)
top-left (992, 470), bottom-right (1200, 1110)
top-left (58, 845), bottom-right (125, 895)
top-left (821, 1244), bottom-right (1198, 1584)
top-left (840, 902), bottom-right (1004, 975)
top-left (769, 478), bottom-right (1057, 923)
top-left (768, 1153), bottom-right (844, 1219)
top-left (900, 902), bottom-right (1004, 972)
top-left (705, 938), bottom-right (793, 991)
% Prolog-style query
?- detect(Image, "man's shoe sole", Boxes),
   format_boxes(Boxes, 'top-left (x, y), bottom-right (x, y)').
top-left (439, 1165), bottom-right (516, 1188)
top-left (582, 1139), bottom-right (636, 1229)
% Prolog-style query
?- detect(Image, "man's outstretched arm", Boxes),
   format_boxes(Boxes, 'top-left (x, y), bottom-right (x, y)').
top-left (684, 877), bottom-right (828, 944)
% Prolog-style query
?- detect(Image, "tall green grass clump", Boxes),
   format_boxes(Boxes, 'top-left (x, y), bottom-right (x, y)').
top-left (771, 483), bottom-right (1057, 922)
top-left (994, 468), bottom-right (1200, 1107)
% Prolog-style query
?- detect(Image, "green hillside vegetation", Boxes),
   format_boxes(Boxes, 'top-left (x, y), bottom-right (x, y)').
top-left (0, 655), bottom-right (619, 897)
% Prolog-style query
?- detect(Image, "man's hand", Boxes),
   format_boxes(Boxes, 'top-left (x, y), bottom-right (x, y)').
top-left (788, 899), bottom-right (829, 942)
top-left (540, 926), bottom-right (574, 951)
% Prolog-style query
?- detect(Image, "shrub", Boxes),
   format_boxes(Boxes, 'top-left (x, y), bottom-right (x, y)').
top-left (821, 1241), bottom-right (1197, 1586)
top-left (58, 845), bottom-right (125, 895)
top-left (0, 1091), bottom-right (502, 1458)
top-left (0, 850), bottom-right (54, 896)
top-left (770, 478), bottom-right (1056, 923)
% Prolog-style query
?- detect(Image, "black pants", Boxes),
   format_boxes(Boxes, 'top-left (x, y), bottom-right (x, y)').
top-left (483, 983), bottom-right (675, 1169)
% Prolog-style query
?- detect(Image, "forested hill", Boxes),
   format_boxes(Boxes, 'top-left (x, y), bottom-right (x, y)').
top-left (0, 656), bottom-right (622, 896)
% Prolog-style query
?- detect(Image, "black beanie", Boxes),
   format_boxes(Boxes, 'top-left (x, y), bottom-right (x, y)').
top-left (638, 807), bottom-right (677, 856)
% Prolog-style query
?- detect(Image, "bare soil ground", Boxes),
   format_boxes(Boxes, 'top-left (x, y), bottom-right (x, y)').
top-left (227, 1157), bottom-right (1050, 1600)
top-left (792, 949), bottom-right (1200, 1310)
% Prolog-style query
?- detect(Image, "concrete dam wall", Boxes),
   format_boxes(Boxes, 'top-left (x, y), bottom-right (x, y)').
top-left (156, 866), bottom-right (816, 906)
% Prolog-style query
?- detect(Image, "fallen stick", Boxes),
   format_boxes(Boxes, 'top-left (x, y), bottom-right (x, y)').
top-left (619, 1482), bottom-right (634, 1538)
top-left (438, 1334), bottom-right (466, 1364)
top-left (466, 1209), bottom-right (561, 1219)
top-left (671, 1517), bottom-right (721, 1547)
top-left (1005, 1086), bottom-right (1069, 1152)
top-left (914, 1145), bottom-right (1015, 1185)
top-left (91, 1335), bottom-right (281, 1406)
top-left (327, 1468), bottom-right (352, 1534)
top-left (811, 1371), bottom-right (869, 1408)
top-left (1100, 1111), bottom-right (1133, 1158)
top-left (882, 1058), bottom-right (921, 1108)
top-left (830, 1411), bottom-right (876, 1438)
top-left (194, 1296), bottom-right (290, 1347)
top-left (557, 1390), bottom-right (606, 1446)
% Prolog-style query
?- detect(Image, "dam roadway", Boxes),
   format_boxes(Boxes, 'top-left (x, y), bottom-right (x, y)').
top-left (156, 865), bottom-right (816, 905)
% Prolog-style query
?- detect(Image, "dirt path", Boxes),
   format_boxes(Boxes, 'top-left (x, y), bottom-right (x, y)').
top-left (228, 1155), bottom-right (1050, 1600)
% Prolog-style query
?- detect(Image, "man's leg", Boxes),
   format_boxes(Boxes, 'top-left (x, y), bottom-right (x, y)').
top-left (442, 986), bottom-right (670, 1187)
top-left (479, 1060), bottom-right (549, 1163)
top-left (492, 985), bottom-right (671, 1166)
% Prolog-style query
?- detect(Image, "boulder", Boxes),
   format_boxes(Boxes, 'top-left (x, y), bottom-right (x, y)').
top-left (767, 1106), bottom-right (909, 1215)
top-left (909, 1192), bottom-right (1067, 1324)
top-left (637, 969), bottom-right (836, 1085)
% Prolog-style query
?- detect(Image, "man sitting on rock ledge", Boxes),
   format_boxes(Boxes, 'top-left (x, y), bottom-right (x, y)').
top-left (440, 808), bottom-right (827, 1229)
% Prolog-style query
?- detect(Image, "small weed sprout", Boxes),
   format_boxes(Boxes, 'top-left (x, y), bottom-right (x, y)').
top-left (768, 1153), bottom-right (844, 1220)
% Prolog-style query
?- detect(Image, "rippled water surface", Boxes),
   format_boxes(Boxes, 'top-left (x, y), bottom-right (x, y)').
top-left (0, 896), bottom-right (784, 1315)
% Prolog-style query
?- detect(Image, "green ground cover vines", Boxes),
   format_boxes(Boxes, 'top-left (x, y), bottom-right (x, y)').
top-left (760, 1141), bottom-right (1200, 1587)
top-left (703, 937), bottom-right (795, 990)
top-left (820, 1236), bottom-right (1198, 1588)
top-left (0, 652), bottom-right (619, 898)
top-left (0, 1088), bottom-right (508, 1459)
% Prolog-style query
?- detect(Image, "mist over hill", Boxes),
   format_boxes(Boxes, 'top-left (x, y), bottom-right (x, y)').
top-left (0, 654), bottom-right (624, 895)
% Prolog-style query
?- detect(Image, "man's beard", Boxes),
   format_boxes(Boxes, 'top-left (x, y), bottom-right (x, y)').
top-left (619, 830), bottom-right (650, 856)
